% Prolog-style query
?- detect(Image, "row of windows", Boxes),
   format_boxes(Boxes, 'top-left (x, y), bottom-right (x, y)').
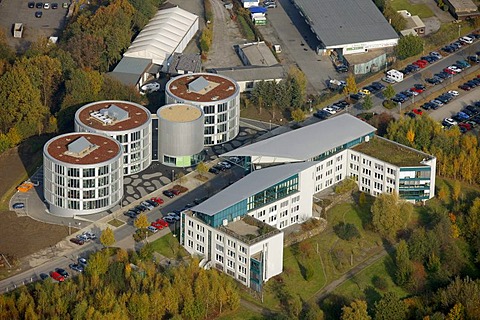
top-left (53, 197), bottom-right (111, 210)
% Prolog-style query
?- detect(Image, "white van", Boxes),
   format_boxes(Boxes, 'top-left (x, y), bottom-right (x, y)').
top-left (460, 36), bottom-right (473, 44)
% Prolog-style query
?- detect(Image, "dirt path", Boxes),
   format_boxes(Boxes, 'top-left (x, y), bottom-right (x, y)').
top-left (203, 0), bottom-right (243, 68)
top-left (312, 248), bottom-right (389, 301)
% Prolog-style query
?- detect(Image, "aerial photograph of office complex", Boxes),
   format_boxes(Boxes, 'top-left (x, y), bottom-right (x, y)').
top-left (1, 0), bottom-right (480, 318)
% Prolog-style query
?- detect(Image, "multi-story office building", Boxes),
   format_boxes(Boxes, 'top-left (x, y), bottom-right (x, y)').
top-left (183, 114), bottom-right (436, 289)
top-left (74, 100), bottom-right (152, 176)
top-left (182, 162), bottom-right (319, 291)
top-left (224, 114), bottom-right (436, 202)
top-left (157, 104), bottom-right (205, 167)
top-left (43, 133), bottom-right (123, 217)
top-left (165, 73), bottom-right (240, 146)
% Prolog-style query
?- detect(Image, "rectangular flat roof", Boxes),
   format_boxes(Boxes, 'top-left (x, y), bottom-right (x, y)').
top-left (293, 0), bottom-right (399, 47)
top-left (192, 161), bottom-right (316, 216)
top-left (351, 136), bottom-right (432, 167)
top-left (223, 114), bottom-right (376, 162)
top-left (210, 65), bottom-right (286, 82)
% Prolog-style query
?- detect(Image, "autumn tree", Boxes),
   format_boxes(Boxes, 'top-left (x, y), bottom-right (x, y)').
top-left (291, 108), bottom-right (306, 122)
top-left (371, 193), bottom-right (412, 240)
top-left (373, 292), bottom-right (407, 320)
top-left (196, 161), bottom-right (209, 176)
top-left (343, 73), bottom-right (358, 97)
top-left (341, 300), bottom-right (371, 320)
top-left (134, 213), bottom-right (149, 230)
top-left (452, 180), bottom-right (462, 202)
top-left (100, 227), bottom-right (116, 248)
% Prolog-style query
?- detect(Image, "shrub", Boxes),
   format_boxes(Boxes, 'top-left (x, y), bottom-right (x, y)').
top-left (372, 275), bottom-right (389, 291)
top-left (383, 100), bottom-right (397, 110)
top-left (335, 178), bottom-right (357, 194)
top-left (333, 222), bottom-right (360, 241)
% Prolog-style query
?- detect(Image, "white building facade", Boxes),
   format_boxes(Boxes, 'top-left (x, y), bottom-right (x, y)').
top-left (165, 73), bottom-right (240, 146)
top-left (43, 133), bottom-right (124, 217)
top-left (74, 100), bottom-right (152, 176)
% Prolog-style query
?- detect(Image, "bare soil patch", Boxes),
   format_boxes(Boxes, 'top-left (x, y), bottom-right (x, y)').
top-left (0, 211), bottom-right (68, 259)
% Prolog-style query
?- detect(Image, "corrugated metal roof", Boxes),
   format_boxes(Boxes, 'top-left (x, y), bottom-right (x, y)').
top-left (67, 136), bottom-right (94, 154)
top-left (293, 0), bottom-right (399, 47)
top-left (109, 57), bottom-right (152, 86)
top-left (124, 6), bottom-right (199, 65)
top-left (222, 114), bottom-right (376, 161)
top-left (192, 161), bottom-right (317, 216)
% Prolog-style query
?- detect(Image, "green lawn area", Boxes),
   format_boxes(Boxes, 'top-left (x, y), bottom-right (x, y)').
top-left (390, 0), bottom-right (434, 18)
top-left (332, 254), bottom-right (409, 301)
top-left (217, 305), bottom-right (266, 320)
top-left (150, 233), bottom-right (189, 259)
top-left (257, 201), bottom-right (385, 310)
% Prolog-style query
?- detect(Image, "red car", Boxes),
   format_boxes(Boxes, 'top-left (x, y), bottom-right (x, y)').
top-left (170, 189), bottom-right (181, 196)
top-left (155, 218), bottom-right (169, 228)
top-left (151, 197), bottom-right (164, 205)
top-left (151, 221), bottom-right (164, 230)
top-left (444, 68), bottom-right (456, 75)
top-left (459, 122), bottom-right (472, 130)
top-left (49, 271), bottom-right (65, 282)
top-left (412, 109), bottom-right (423, 115)
top-left (459, 84), bottom-right (471, 91)
top-left (414, 60), bottom-right (428, 68)
top-left (411, 87), bottom-right (424, 94)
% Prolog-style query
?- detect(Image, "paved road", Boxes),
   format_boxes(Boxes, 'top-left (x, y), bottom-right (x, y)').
top-left (0, 164), bottom-right (246, 293)
top-left (354, 41), bottom-right (480, 116)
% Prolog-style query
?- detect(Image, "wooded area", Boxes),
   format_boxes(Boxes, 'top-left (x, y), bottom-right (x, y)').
top-left (0, 0), bottom-right (163, 154)
top-left (0, 248), bottom-right (240, 319)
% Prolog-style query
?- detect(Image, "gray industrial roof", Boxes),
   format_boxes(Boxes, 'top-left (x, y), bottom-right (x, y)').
top-left (293, 0), bottom-right (399, 47)
top-left (210, 65), bottom-right (286, 82)
top-left (109, 57), bottom-right (152, 86)
top-left (223, 114), bottom-right (376, 162)
top-left (167, 53), bottom-right (202, 74)
top-left (193, 161), bottom-right (317, 216)
top-left (239, 42), bottom-right (278, 66)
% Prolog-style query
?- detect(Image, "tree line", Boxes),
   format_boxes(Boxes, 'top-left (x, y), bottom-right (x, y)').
top-left (0, 248), bottom-right (240, 319)
top-left (386, 116), bottom-right (480, 184)
top-left (0, 0), bottom-right (164, 153)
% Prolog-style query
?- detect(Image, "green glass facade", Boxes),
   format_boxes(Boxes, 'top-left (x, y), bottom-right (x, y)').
top-left (196, 174), bottom-right (299, 228)
top-left (399, 167), bottom-right (432, 200)
top-left (311, 133), bottom-right (373, 162)
top-left (250, 257), bottom-right (263, 292)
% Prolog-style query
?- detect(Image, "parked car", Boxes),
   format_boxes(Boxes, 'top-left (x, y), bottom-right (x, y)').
top-left (218, 161), bottom-right (232, 169)
top-left (430, 51), bottom-right (443, 59)
top-left (208, 167), bottom-right (219, 174)
top-left (83, 231), bottom-right (96, 240)
top-left (78, 257), bottom-right (88, 266)
top-left (155, 218), bottom-right (169, 228)
top-left (39, 273), bottom-right (49, 280)
top-left (147, 226), bottom-right (158, 233)
top-left (36, 2), bottom-right (43, 8)
top-left (49, 271), bottom-right (65, 282)
top-left (228, 156), bottom-right (241, 164)
top-left (55, 268), bottom-right (69, 278)
top-left (459, 84), bottom-right (471, 91)
top-left (35, 11), bottom-right (42, 18)
top-left (28, 2), bottom-right (35, 8)
top-left (163, 216), bottom-right (175, 224)
top-left (323, 107), bottom-right (336, 114)
top-left (12, 203), bottom-right (25, 209)
top-left (69, 263), bottom-right (84, 272)
top-left (163, 190), bottom-right (175, 198)
top-left (167, 212), bottom-right (181, 221)
top-left (412, 109), bottom-right (423, 115)
top-left (170, 189), bottom-right (181, 196)
top-left (140, 82), bottom-right (160, 94)
top-left (43, 2), bottom-right (50, 9)
top-left (448, 90), bottom-right (459, 96)
top-left (51, 2), bottom-right (58, 9)
top-left (443, 118), bottom-right (458, 127)
top-left (70, 238), bottom-right (84, 245)
top-left (141, 201), bottom-right (154, 210)
top-left (151, 197), bottom-right (164, 205)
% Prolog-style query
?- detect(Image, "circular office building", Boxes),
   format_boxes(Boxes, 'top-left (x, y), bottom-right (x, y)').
top-left (74, 100), bottom-right (152, 176)
top-left (43, 133), bottom-right (123, 217)
top-left (165, 73), bottom-right (240, 146)
top-left (157, 104), bottom-right (204, 167)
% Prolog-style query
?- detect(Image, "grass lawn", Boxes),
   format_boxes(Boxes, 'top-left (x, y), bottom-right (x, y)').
top-left (332, 254), bottom-right (409, 301)
top-left (217, 305), bottom-right (266, 320)
top-left (150, 233), bottom-right (189, 259)
top-left (390, 0), bottom-right (434, 18)
top-left (257, 201), bottom-right (384, 310)
top-left (107, 219), bottom-right (124, 227)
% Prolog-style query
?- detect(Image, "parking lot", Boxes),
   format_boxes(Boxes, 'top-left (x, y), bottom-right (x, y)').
top-left (261, 0), bottom-right (341, 94)
top-left (0, 0), bottom-right (69, 51)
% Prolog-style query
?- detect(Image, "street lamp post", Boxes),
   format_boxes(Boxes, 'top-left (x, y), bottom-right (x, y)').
top-left (171, 170), bottom-right (175, 182)
top-left (398, 102), bottom-right (402, 115)
top-left (458, 24), bottom-right (461, 38)
top-left (269, 120), bottom-right (272, 131)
